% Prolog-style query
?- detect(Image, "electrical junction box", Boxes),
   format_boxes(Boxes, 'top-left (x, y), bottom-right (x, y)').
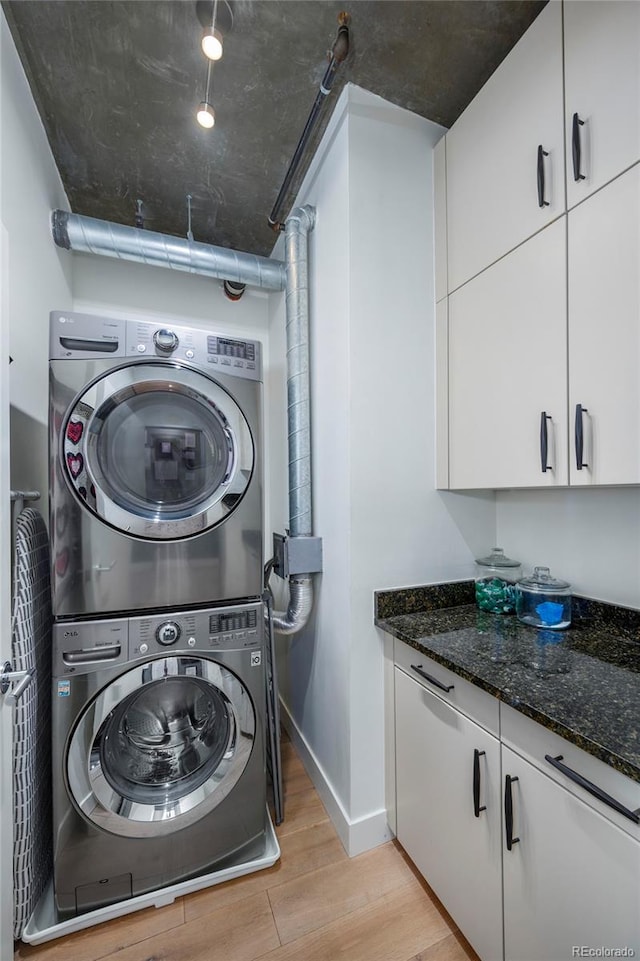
top-left (272, 533), bottom-right (323, 579)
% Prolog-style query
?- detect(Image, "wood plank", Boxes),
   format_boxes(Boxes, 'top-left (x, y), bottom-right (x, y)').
top-left (279, 743), bottom-right (314, 797)
top-left (96, 891), bottom-right (279, 961)
top-left (274, 787), bottom-right (329, 839)
top-left (184, 819), bottom-right (347, 921)
top-left (258, 878), bottom-right (451, 961)
top-left (407, 931), bottom-right (478, 961)
top-left (14, 900), bottom-right (185, 961)
top-left (268, 839), bottom-right (417, 944)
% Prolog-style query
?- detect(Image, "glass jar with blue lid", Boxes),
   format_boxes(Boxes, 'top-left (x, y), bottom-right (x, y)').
top-left (475, 547), bottom-right (522, 614)
top-left (515, 566), bottom-right (572, 630)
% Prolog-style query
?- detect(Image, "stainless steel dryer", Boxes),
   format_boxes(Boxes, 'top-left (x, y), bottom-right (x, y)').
top-left (52, 600), bottom-right (267, 919)
top-left (49, 310), bottom-right (263, 618)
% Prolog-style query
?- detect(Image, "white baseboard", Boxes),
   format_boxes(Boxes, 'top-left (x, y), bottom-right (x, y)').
top-left (279, 698), bottom-right (394, 858)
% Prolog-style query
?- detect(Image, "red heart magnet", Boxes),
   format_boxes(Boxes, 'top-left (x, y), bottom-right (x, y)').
top-left (66, 420), bottom-right (84, 444)
top-left (66, 452), bottom-right (84, 479)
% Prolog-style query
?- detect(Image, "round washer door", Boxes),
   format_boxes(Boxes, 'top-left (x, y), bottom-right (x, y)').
top-left (66, 656), bottom-right (256, 837)
top-left (62, 362), bottom-right (254, 539)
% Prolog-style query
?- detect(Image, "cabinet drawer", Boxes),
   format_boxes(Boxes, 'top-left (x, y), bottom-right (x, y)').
top-left (501, 703), bottom-right (640, 840)
top-left (394, 638), bottom-right (499, 736)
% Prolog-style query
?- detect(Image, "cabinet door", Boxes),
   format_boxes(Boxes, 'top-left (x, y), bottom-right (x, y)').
top-left (568, 165), bottom-right (640, 485)
top-left (446, 2), bottom-right (563, 292)
top-left (395, 668), bottom-right (502, 961)
top-left (449, 218), bottom-right (567, 490)
top-left (565, 1), bottom-right (640, 209)
top-left (502, 746), bottom-right (640, 961)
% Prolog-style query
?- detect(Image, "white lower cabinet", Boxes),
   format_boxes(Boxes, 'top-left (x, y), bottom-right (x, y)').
top-left (389, 640), bottom-right (640, 961)
top-left (394, 666), bottom-right (503, 961)
top-left (502, 744), bottom-right (640, 961)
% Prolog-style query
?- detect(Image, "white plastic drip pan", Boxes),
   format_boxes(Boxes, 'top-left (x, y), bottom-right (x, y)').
top-left (22, 810), bottom-right (280, 945)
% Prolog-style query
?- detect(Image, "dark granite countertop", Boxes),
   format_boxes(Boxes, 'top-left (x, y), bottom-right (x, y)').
top-left (375, 581), bottom-right (640, 784)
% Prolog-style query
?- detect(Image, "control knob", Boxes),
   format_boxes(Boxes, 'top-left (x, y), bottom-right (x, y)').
top-left (153, 329), bottom-right (179, 353)
top-left (156, 621), bottom-right (181, 646)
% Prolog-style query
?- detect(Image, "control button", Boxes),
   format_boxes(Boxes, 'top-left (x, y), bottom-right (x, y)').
top-left (156, 621), bottom-right (181, 646)
top-left (221, 358), bottom-right (231, 366)
top-left (137, 344), bottom-right (146, 353)
top-left (210, 635), bottom-right (221, 647)
top-left (185, 349), bottom-right (195, 360)
top-left (208, 355), bottom-right (219, 364)
top-left (247, 362), bottom-right (256, 370)
top-left (139, 643), bottom-right (149, 654)
top-left (222, 633), bottom-right (233, 644)
top-left (234, 360), bottom-right (244, 368)
top-left (235, 631), bottom-right (246, 641)
top-left (153, 329), bottom-right (179, 353)
top-left (247, 629), bottom-right (258, 638)
top-left (187, 636), bottom-right (196, 648)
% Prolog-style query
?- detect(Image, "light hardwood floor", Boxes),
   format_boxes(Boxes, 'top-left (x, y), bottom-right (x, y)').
top-left (15, 736), bottom-right (478, 961)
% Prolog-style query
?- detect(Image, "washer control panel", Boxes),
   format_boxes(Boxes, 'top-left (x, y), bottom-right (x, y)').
top-left (52, 601), bottom-right (264, 676)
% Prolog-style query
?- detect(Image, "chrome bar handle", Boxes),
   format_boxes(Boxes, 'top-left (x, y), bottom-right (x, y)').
top-left (1, 661), bottom-right (33, 706)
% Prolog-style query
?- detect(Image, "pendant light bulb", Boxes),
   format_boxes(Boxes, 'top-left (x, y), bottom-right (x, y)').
top-left (202, 27), bottom-right (223, 61)
top-left (197, 101), bottom-right (215, 129)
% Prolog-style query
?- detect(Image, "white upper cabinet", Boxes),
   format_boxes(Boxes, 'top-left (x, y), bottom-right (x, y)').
top-left (445, 1), bottom-right (564, 293)
top-left (448, 218), bottom-right (568, 490)
top-left (433, 137), bottom-right (447, 303)
top-left (568, 164), bottom-right (640, 486)
top-left (564, 1), bottom-right (640, 209)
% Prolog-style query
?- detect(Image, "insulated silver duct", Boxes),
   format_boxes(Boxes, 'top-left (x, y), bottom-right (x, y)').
top-left (51, 210), bottom-right (286, 291)
top-left (272, 205), bottom-right (321, 636)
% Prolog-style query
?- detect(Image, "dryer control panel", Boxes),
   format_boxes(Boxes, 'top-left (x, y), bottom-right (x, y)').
top-left (53, 601), bottom-right (263, 677)
top-left (49, 310), bottom-right (263, 382)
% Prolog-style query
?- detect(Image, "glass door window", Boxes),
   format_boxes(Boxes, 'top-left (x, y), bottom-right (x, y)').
top-left (62, 363), bottom-right (254, 539)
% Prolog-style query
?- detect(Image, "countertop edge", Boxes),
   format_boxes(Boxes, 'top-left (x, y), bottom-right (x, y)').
top-left (376, 615), bottom-right (640, 785)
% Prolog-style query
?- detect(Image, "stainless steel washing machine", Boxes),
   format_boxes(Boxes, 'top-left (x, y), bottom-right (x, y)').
top-left (49, 310), bottom-right (263, 619)
top-left (52, 600), bottom-right (267, 919)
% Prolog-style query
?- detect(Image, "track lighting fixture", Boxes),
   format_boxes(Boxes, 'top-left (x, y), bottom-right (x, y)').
top-left (202, 25), bottom-right (223, 61)
top-left (197, 101), bottom-right (215, 128)
top-left (196, 59), bottom-right (215, 129)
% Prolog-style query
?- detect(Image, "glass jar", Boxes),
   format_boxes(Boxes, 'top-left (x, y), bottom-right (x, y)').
top-left (475, 547), bottom-right (522, 615)
top-left (515, 566), bottom-right (572, 629)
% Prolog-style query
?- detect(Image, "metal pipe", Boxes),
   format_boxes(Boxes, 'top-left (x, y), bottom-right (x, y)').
top-left (273, 205), bottom-right (318, 635)
top-left (283, 205), bottom-right (315, 536)
top-left (272, 577), bottom-right (314, 636)
top-left (51, 210), bottom-right (286, 291)
top-left (268, 13), bottom-right (350, 232)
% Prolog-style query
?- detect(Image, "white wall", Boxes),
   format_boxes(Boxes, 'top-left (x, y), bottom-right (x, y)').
top-left (497, 488), bottom-right (640, 609)
top-left (270, 85), bottom-right (496, 854)
top-left (1, 11), bottom-right (73, 506)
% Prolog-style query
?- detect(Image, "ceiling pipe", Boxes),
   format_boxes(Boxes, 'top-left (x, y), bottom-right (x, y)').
top-left (268, 12), bottom-right (350, 233)
top-left (51, 210), bottom-right (286, 291)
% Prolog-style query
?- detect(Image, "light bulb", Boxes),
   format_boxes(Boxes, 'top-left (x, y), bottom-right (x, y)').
top-left (197, 101), bottom-right (215, 129)
top-left (202, 27), bottom-right (223, 61)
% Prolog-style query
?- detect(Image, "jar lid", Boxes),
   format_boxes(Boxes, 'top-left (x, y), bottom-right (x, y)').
top-left (475, 547), bottom-right (521, 569)
top-left (518, 565), bottom-right (571, 592)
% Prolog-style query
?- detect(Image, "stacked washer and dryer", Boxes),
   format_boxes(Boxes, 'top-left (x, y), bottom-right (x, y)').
top-left (49, 310), bottom-right (268, 919)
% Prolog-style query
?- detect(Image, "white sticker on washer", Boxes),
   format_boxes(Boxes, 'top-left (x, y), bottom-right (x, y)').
top-left (250, 652), bottom-right (262, 667)
top-left (57, 680), bottom-right (71, 697)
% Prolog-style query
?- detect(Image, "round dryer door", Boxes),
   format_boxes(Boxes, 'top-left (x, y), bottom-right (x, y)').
top-left (61, 362), bottom-right (254, 539)
top-left (66, 656), bottom-right (256, 837)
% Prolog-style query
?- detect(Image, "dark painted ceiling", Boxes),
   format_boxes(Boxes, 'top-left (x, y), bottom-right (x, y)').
top-left (3, 0), bottom-right (545, 257)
